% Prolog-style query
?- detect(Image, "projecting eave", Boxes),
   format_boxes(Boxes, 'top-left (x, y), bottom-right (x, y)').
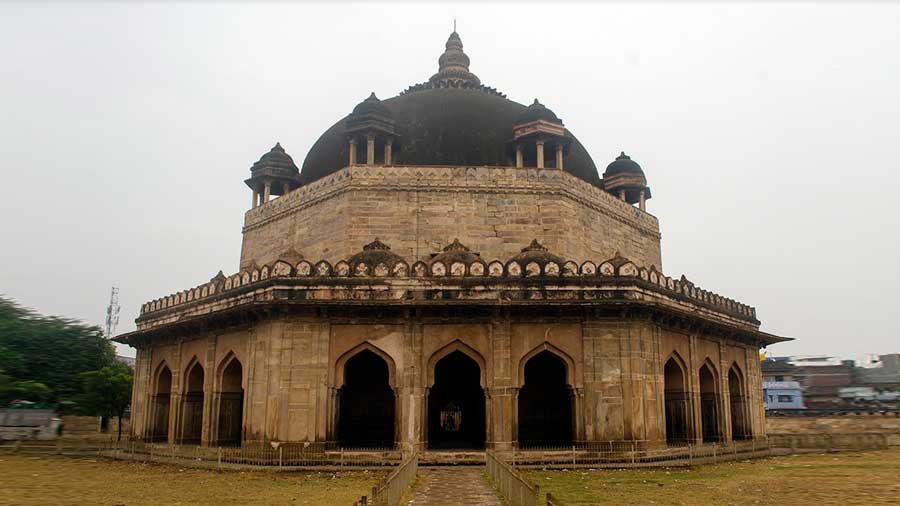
top-left (755, 330), bottom-right (794, 347)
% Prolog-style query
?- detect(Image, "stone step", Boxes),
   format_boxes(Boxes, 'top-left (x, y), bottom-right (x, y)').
top-left (419, 450), bottom-right (486, 466)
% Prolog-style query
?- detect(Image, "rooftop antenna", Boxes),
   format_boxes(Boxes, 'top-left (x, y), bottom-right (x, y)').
top-left (105, 286), bottom-right (120, 339)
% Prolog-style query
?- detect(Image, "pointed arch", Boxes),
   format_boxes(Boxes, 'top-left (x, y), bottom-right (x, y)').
top-left (180, 356), bottom-right (205, 444)
top-left (728, 362), bottom-right (750, 440)
top-left (334, 341), bottom-right (398, 389)
top-left (150, 361), bottom-right (172, 442)
top-left (426, 339), bottom-right (487, 388)
top-left (517, 341), bottom-right (576, 388)
top-left (699, 359), bottom-right (721, 442)
top-left (215, 351), bottom-right (244, 446)
top-left (663, 351), bottom-right (690, 445)
top-left (336, 346), bottom-right (396, 448)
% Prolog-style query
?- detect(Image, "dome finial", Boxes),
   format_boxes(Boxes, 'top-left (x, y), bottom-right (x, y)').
top-left (429, 29), bottom-right (480, 87)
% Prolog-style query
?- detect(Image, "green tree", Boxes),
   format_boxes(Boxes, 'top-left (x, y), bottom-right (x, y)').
top-left (79, 362), bottom-right (133, 441)
top-left (0, 297), bottom-right (115, 404)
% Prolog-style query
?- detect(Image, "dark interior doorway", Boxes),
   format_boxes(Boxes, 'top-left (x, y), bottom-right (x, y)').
top-left (216, 358), bottom-right (244, 447)
top-left (151, 365), bottom-right (171, 442)
top-left (729, 366), bottom-right (750, 440)
top-left (338, 350), bottom-right (395, 448)
top-left (428, 351), bottom-right (485, 449)
top-left (664, 357), bottom-right (689, 445)
top-left (518, 351), bottom-right (573, 447)
top-left (699, 363), bottom-right (720, 442)
top-left (181, 362), bottom-right (204, 444)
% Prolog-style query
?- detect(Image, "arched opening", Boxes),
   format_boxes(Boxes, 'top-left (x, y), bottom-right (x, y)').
top-left (216, 357), bottom-right (244, 447)
top-left (151, 365), bottom-right (171, 442)
top-left (699, 363), bottom-right (721, 443)
top-left (664, 357), bottom-right (690, 445)
top-left (181, 361), bottom-right (204, 444)
top-left (518, 350), bottom-right (573, 447)
top-left (729, 365), bottom-right (750, 440)
top-left (338, 349), bottom-right (395, 448)
top-left (428, 350), bottom-right (485, 449)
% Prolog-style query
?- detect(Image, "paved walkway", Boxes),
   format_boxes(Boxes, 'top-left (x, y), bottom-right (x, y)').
top-left (406, 467), bottom-right (502, 506)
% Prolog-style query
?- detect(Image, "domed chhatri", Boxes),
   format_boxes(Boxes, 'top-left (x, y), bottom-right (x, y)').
top-left (244, 143), bottom-right (301, 208)
top-left (603, 152), bottom-right (652, 210)
top-left (119, 29), bottom-right (786, 457)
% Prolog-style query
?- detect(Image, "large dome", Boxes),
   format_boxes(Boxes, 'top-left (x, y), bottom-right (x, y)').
top-left (300, 32), bottom-right (601, 187)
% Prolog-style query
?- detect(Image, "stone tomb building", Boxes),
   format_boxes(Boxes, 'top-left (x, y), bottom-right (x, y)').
top-left (117, 32), bottom-right (787, 452)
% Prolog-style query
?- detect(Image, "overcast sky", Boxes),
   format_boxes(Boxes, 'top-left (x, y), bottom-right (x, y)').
top-left (1, 2), bottom-right (898, 360)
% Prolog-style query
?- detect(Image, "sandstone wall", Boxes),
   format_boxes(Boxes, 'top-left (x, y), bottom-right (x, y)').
top-left (129, 315), bottom-right (762, 449)
top-left (239, 165), bottom-right (662, 272)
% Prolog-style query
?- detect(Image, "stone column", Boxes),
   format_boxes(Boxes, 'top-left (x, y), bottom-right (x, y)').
top-left (263, 181), bottom-right (271, 204)
top-left (555, 143), bottom-right (564, 170)
top-left (366, 134), bottom-right (375, 165)
top-left (639, 190), bottom-right (646, 211)
top-left (619, 189), bottom-right (626, 201)
top-left (348, 138), bottom-right (357, 166)
top-left (489, 317), bottom-right (514, 450)
top-left (536, 139), bottom-right (545, 169)
top-left (282, 182), bottom-right (290, 196)
top-left (515, 144), bottom-right (524, 168)
top-left (251, 188), bottom-right (259, 209)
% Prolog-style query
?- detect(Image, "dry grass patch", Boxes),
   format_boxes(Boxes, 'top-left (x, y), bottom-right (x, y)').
top-left (0, 454), bottom-right (382, 506)
top-left (525, 449), bottom-right (900, 506)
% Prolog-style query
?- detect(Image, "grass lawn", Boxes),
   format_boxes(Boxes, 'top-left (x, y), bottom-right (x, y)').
top-left (525, 449), bottom-right (900, 506)
top-left (0, 454), bottom-right (382, 506)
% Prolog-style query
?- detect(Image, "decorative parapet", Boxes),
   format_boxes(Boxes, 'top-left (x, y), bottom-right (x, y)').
top-left (137, 240), bottom-right (757, 324)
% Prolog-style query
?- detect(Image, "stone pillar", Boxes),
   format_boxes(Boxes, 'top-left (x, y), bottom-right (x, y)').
top-left (251, 188), bottom-right (259, 209)
top-left (489, 317), bottom-right (514, 450)
top-left (536, 139), bottom-right (545, 169)
top-left (555, 143), bottom-right (564, 170)
top-left (618, 189), bottom-right (626, 201)
top-left (263, 181), bottom-right (271, 204)
top-left (282, 182), bottom-right (290, 196)
top-left (384, 139), bottom-right (393, 166)
top-left (515, 144), bottom-right (524, 168)
top-left (366, 134), bottom-right (375, 165)
top-left (348, 138), bottom-right (357, 166)
top-left (639, 190), bottom-right (646, 211)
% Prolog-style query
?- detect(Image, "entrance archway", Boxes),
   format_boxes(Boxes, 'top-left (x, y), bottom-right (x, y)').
top-left (664, 356), bottom-right (690, 445)
top-left (518, 350), bottom-right (573, 447)
top-left (338, 349), bottom-right (395, 448)
top-left (428, 350), bottom-right (485, 449)
top-left (216, 356), bottom-right (244, 446)
top-left (699, 363), bottom-right (720, 442)
top-left (728, 365), bottom-right (750, 440)
top-left (151, 364), bottom-right (171, 442)
top-left (181, 360), bottom-right (204, 444)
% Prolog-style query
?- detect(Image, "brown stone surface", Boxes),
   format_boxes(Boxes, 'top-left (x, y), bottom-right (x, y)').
top-left (239, 165), bottom-right (662, 272)
top-left (406, 467), bottom-right (501, 506)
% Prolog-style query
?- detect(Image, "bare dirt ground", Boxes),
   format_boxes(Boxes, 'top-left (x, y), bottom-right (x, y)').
top-left (0, 454), bottom-right (382, 506)
top-left (525, 448), bottom-right (900, 506)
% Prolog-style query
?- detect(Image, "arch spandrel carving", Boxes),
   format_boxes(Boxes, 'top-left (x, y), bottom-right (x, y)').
top-left (332, 341), bottom-right (399, 389)
top-left (425, 339), bottom-right (488, 389)
top-left (516, 341), bottom-right (578, 388)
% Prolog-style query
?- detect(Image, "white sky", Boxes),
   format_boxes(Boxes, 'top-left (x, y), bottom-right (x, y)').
top-left (1, 2), bottom-right (898, 359)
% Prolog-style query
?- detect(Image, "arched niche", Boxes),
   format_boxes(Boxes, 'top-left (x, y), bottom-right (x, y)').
top-left (151, 362), bottom-right (172, 442)
top-left (337, 348), bottom-right (396, 448)
top-left (516, 342), bottom-right (577, 389)
top-left (180, 357), bottom-right (204, 445)
top-left (427, 350), bottom-right (486, 449)
top-left (333, 341), bottom-right (398, 389)
top-left (517, 350), bottom-right (574, 447)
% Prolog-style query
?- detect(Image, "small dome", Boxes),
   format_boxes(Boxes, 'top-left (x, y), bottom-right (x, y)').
top-left (250, 143), bottom-right (299, 176)
top-left (603, 152), bottom-right (644, 177)
top-left (429, 238), bottom-right (483, 266)
top-left (517, 99), bottom-right (562, 125)
top-left (351, 92), bottom-right (392, 119)
top-left (347, 239), bottom-right (406, 272)
top-left (509, 239), bottom-right (565, 266)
